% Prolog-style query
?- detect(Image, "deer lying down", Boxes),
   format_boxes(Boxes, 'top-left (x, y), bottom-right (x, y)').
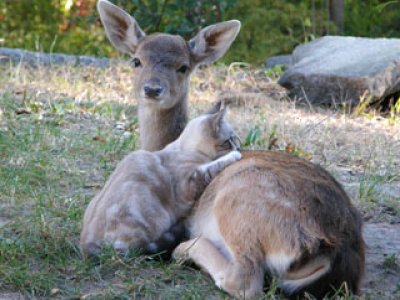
top-left (96, 1), bottom-right (365, 298)
top-left (174, 150), bottom-right (365, 299)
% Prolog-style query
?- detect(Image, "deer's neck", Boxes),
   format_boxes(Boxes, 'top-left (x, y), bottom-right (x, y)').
top-left (138, 97), bottom-right (188, 151)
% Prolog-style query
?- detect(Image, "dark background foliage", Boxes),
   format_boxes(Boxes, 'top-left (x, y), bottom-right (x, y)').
top-left (1, 0), bottom-right (399, 64)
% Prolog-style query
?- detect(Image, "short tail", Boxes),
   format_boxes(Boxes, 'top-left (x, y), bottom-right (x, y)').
top-left (279, 255), bottom-right (331, 295)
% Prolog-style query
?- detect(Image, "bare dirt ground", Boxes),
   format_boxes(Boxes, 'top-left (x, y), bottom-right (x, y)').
top-left (362, 223), bottom-right (400, 298)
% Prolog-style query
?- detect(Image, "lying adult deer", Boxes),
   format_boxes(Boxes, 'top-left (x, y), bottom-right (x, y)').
top-left (97, 0), bottom-right (240, 151)
top-left (97, 1), bottom-right (365, 298)
top-left (174, 150), bottom-right (365, 299)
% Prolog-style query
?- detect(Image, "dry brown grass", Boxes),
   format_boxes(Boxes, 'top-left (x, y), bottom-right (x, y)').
top-left (2, 62), bottom-right (399, 216)
top-left (0, 62), bottom-right (399, 298)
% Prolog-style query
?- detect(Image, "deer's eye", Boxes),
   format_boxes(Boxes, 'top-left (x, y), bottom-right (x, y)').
top-left (131, 58), bottom-right (141, 68)
top-left (177, 65), bottom-right (189, 74)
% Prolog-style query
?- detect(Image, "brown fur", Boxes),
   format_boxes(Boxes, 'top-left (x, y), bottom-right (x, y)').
top-left (97, 0), bottom-right (240, 151)
top-left (80, 110), bottom-right (241, 256)
top-left (174, 151), bottom-right (365, 299)
top-left (97, 2), bottom-right (365, 298)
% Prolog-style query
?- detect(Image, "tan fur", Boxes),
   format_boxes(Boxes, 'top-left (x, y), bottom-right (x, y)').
top-left (80, 110), bottom-right (241, 256)
top-left (97, 2), bottom-right (365, 298)
top-left (174, 151), bottom-right (365, 299)
top-left (97, 0), bottom-right (240, 151)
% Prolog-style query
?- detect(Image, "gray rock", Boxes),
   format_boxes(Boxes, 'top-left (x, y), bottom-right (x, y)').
top-left (278, 36), bottom-right (400, 106)
top-left (265, 54), bottom-right (293, 69)
top-left (0, 47), bottom-right (119, 68)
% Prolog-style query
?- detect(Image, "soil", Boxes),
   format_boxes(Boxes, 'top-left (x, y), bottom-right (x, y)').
top-left (362, 223), bottom-right (400, 299)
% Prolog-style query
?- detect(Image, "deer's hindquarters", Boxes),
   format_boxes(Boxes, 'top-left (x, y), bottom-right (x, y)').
top-left (182, 151), bottom-right (365, 298)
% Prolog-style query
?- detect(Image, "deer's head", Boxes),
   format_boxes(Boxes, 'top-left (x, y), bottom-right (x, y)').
top-left (97, 0), bottom-right (240, 110)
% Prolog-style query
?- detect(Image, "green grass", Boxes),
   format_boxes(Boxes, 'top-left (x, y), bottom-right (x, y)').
top-left (0, 91), bottom-right (360, 299)
top-left (383, 254), bottom-right (398, 269)
top-left (0, 92), bottom-right (241, 299)
top-left (1, 62), bottom-right (399, 299)
top-left (358, 156), bottom-right (400, 219)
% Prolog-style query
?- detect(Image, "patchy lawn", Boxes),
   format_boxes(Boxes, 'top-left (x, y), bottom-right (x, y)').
top-left (0, 62), bottom-right (399, 299)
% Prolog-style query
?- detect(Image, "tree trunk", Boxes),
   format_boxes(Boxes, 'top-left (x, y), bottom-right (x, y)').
top-left (328, 0), bottom-right (345, 34)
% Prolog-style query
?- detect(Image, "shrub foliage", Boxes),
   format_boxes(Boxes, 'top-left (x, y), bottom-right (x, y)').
top-left (1, 0), bottom-right (399, 63)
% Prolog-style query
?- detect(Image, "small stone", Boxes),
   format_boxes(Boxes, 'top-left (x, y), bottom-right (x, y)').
top-left (123, 131), bottom-right (132, 138)
top-left (115, 122), bottom-right (125, 131)
top-left (50, 288), bottom-right (60, 296)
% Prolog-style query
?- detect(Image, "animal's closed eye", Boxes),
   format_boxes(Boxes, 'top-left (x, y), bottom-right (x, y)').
top-left (220, 136), bottom-right (240, 151)
top-left (177, 65), bottom-right (189, 74)
top-left (220, 139), bottom-right (232, 150)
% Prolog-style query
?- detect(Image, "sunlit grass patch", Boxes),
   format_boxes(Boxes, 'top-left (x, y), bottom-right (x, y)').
top-left (0, 92), bottom-right (141, 297)
top-left (0, 90), bottom-right (230, 298)
top-left (0, 63), bottom-right (399, 298)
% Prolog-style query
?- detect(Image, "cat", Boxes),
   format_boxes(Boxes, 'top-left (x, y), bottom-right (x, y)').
top-left (80, 107), bottom-right (241, 257)
top-left (173, 150), bottom-right (365, 299)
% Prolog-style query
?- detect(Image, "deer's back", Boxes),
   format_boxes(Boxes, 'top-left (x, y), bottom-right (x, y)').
top-left (200, 150), bottom-right (360, 233)
top-left (190, 150), bottom-right (364, 295)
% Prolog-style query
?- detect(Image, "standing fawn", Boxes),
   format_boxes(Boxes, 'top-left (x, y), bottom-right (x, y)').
top-left (97, 0), bottom-right (240, 151)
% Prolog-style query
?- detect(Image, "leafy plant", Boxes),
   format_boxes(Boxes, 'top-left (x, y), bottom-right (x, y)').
top-left (111, 0), bottom-right (238, 38)
top-left (243, 125), bottom-right (262, 148)
top-left (383, 254), bottom-right (398, 269)
top-left (1, 0), bottom-right (400, 64)
top-left (389, 96), bottom-right (400, 125)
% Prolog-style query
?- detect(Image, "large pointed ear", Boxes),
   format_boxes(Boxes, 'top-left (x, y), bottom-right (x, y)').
top-left (210, 102), bottom-right (228, 133)
top-left (189, 20), bottom-right (241, 65)
top-left (97, 0), bottom-right (145, 54)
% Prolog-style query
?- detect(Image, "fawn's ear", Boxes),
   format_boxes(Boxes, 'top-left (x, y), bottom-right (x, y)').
top-left (97, 0), bottom-right (145, 54)
top-left (189, 20), bottom-right (241, 65)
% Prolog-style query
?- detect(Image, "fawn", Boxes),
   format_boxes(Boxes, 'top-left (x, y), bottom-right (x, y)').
top-left (174, 150), bottom-right (365, 299)
top-left (97, 1), bottom-right (365, 298)
top-left (97, 0), bottom-right (240, 151)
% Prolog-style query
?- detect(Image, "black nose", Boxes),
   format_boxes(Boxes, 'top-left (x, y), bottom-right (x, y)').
top-left (143, 84), bottom-right (164, 98)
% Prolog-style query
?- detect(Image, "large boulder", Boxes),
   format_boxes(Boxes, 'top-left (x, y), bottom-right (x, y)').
top-left (278, 36), bottom-right (400, 106)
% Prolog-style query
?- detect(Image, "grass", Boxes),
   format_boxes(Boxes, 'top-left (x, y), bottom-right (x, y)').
top-left (0, 62), bottom-right (399, 298)
top-left (0, 92), bottom-right (227, 298)
top-left (383, 254), bottom-right (398, 269)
